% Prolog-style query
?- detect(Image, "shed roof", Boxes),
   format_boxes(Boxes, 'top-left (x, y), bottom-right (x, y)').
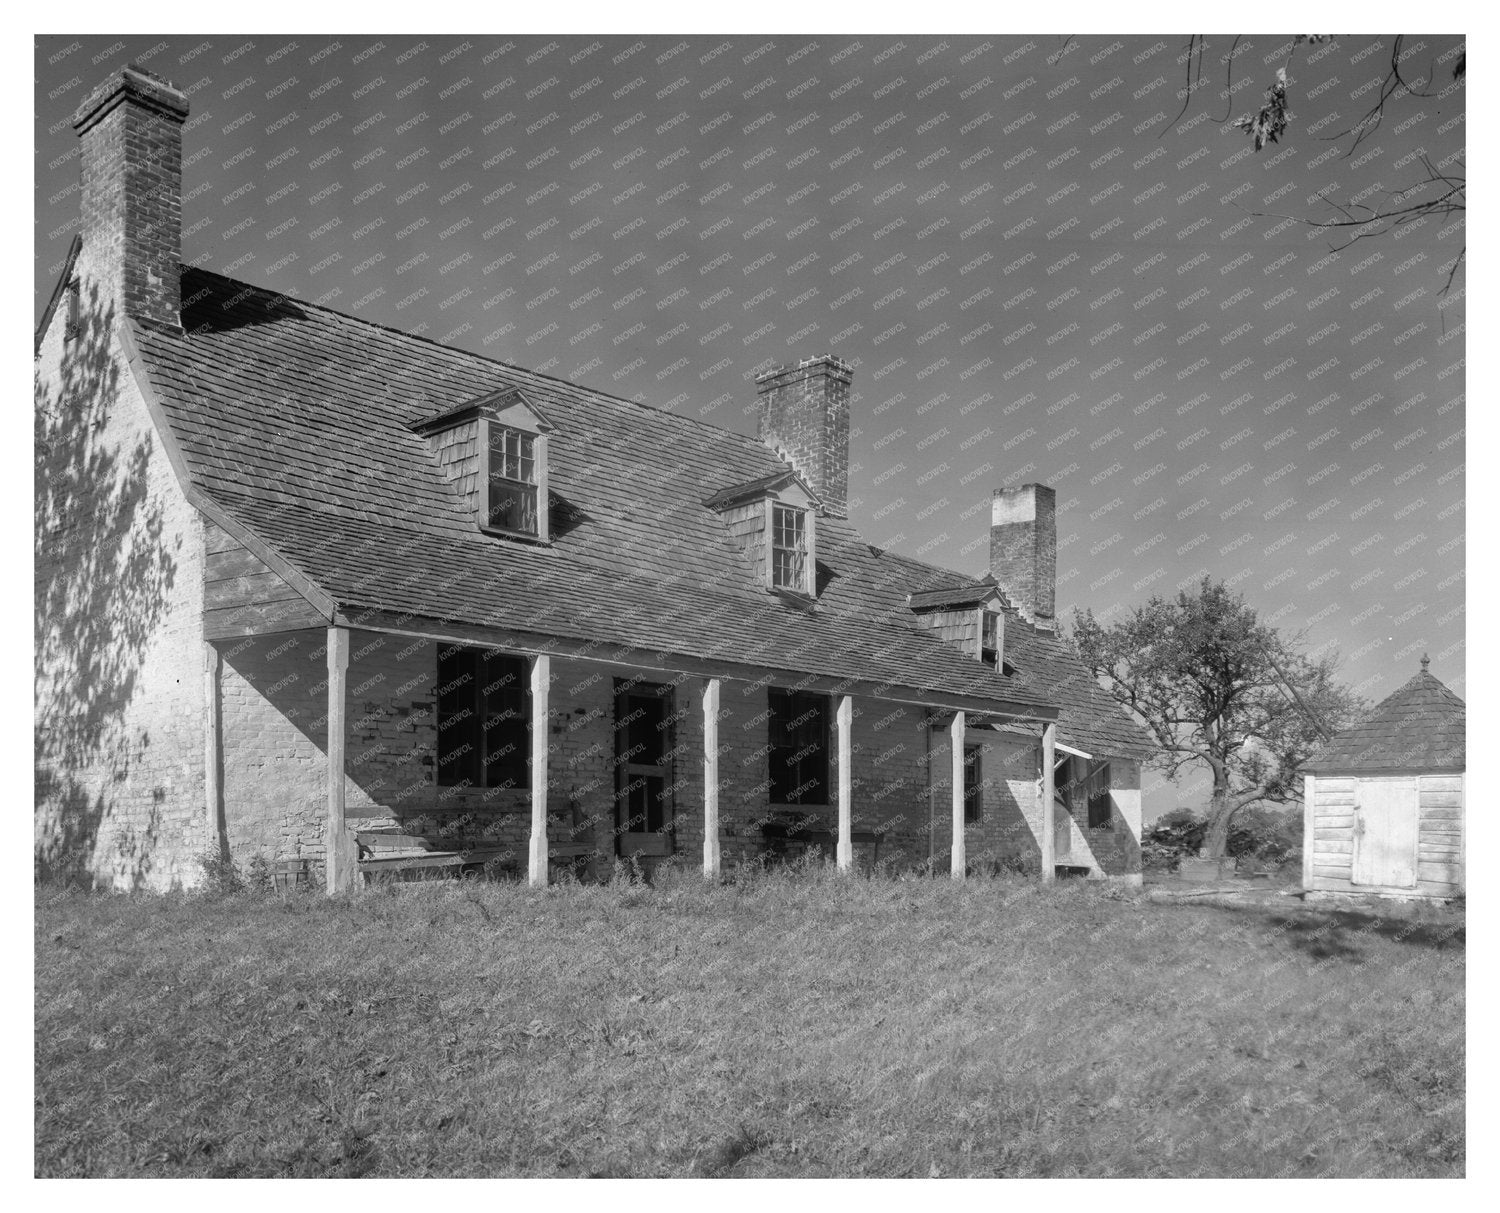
top-left (1303, 658), bottom-right (1466, 774)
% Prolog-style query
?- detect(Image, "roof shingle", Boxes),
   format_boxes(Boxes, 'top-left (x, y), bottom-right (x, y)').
top-left (137, 269), bottom-right (1065, 715)
top-left (1304, 662), bottom-right (1465, 773)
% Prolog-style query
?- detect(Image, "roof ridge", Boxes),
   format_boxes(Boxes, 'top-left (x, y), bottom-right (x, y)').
top-left (870, 545), bottom-right (985, 584)
top-left (177, 264), bottom-right (779, 452)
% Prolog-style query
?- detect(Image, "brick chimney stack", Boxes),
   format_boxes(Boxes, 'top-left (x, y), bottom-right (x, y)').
top-left (990, 484), bottom-right (1057, 631)
top-left (72, 64), bottom-right (189, 332)
top-left (753, 355), bottom-right (852, 519)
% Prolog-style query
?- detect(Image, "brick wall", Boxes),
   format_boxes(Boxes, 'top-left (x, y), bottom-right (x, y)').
top-left (35, 286), bottom-right (209, 889)
top-left (990, 485), bottom-right (1057, 629)
top-left (213, 630), bottom-right (963, 877)
top-left (73, 68), bottom-right (187, 333)
top-left (753, 356), bottom-right (852, 519)
top-left (214, 622), bottom-right (1151, 883)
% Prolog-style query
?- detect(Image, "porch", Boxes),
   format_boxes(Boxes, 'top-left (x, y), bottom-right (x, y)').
top-left (202, 618), bottom-right (1063, 892)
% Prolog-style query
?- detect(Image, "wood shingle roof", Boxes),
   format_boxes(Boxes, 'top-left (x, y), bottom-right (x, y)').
top-left (132, 267), bottom-right (1146, 750)
top-left (1303, 660), bottom-right (1466, 774)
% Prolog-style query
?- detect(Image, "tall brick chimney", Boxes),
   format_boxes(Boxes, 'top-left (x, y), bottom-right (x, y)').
top-left (990, 484), bottom-right (1057, 631)
top-left (753, 355), bottom-right (852, 519)
top-left (72, 65), bottom-right (189, 332)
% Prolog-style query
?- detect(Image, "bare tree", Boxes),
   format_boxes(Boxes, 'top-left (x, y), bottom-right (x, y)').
top-left (1163, 35), bottom-right (1465, 292)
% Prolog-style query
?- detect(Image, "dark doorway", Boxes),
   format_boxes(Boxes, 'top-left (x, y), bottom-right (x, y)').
top-left (615, 680), bottom-right (676, 865)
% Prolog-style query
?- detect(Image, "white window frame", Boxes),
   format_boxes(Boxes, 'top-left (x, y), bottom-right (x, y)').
top-left (767, 499), bottom-right (814, 594)
top-left (480, 418), bottom-right (550, 543)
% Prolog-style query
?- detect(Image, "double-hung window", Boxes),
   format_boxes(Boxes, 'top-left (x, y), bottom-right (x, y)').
top-left (768, 687), bottom-right (829, 805)
top-left (436, 645), bottom-right (529, 789)
top-left (488, 425), bottom-right (539, 537)
top-left (980, 611), bottom-right (1000, 668)
top-left (770, 503), bottom-right (809, 593)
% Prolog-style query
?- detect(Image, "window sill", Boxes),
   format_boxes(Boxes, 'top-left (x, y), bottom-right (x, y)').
top-left (480, 524), bottom-right (552, 546)
top-left (768, 587), bottom-right (820, 609)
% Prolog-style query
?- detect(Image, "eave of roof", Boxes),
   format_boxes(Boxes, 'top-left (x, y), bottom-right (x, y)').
top-left (35, 234), bottom-right (83, 355)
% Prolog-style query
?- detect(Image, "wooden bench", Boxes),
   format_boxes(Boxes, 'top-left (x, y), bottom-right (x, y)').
top-left (355, 831), bottom-right (595, 882)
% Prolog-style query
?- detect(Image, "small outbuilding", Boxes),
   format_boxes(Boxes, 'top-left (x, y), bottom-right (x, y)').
top-left (1302, 656), bottom-right (1465, 900)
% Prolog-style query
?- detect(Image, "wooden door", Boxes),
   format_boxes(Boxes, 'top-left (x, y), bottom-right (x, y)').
top-left (615, 681), bottom-right (676, 860)
top-left (1353, 778), bottom-right (1418, 887)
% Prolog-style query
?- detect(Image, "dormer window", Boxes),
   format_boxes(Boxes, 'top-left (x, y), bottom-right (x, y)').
top-left (704, 469), bottom-right (821, 599)
top-left (908, 582), bottom-right (1009, 671)
top-left (771, 503), bottom-right (810, 593)
top-left (488, 425), bottom-right (539, 536)
top-left (411, 387), bottom-right (553, 543)
top-left (981, 610), bottom-right (1000, 668)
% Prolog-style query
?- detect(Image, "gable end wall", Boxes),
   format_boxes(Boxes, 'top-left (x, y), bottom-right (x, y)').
top-left (35, 301), bottom-right (210, 889)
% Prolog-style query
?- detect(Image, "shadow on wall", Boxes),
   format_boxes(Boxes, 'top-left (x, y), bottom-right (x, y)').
top-left (34, 284), bottom-right (177, 888)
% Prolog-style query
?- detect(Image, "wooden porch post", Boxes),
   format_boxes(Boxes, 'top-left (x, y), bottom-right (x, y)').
top-left (950, 710), bottom-right (966, 880)
top-left (528, 654), bottom-right (551, 888)
top-left (325, 626), bottom-right (356, 894)
top-left (204, 642), bottom-right (224, 862)
top-left (1040, 722), bottom-right (1056, 884)
top-left (703, 677), bottom-right (721, 879)
top-left (836, 694), bottom-right (854, 872)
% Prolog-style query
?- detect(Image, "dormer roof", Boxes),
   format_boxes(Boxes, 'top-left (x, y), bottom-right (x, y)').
top-left (409, 386), bottom-right (554, 436)
top-left (703, 469), bottom-right (820, 511)
top-left (907, 580), bottom-right (1007, 612)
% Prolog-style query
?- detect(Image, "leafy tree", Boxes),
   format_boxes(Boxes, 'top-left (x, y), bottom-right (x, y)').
top-left (1073, 578), bottom-right (1364, 858)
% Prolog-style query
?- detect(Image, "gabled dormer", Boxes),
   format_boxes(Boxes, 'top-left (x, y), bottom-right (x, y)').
top-left (704, 470), bottom-right (820, 598)
top-left (908, 581), bottom-right (1011, 673)
top-left (411, 387), bottom-right (554, 542)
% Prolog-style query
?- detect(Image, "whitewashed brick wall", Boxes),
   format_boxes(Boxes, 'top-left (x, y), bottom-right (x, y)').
top-left (35, 303), bottom-right (210, 890)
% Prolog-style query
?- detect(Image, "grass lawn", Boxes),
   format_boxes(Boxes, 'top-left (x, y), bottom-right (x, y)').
top-left (34, 866), bottom-right (1464, 1177)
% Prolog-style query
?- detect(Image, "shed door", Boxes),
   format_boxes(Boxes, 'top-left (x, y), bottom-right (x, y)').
top-left (1353, 778), bottom-right (1418, 888)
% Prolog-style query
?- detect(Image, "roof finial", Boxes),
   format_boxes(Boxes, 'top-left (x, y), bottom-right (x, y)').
top-left (1421, 653), bottom-right (1430, 673)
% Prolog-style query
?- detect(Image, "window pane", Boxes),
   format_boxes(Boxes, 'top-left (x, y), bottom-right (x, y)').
top-left (964, 744), bottom-right (983, 824)
top-left (768, 689), bottom-right (827, 804)
top-left (491, 426), bottom-right (537, 485)
top-left (644, 775), bottom-right (666, 833)
top-left (772, 548), bottom-right (791, 588)
top-left (489, 481), bottom-right (538, 534)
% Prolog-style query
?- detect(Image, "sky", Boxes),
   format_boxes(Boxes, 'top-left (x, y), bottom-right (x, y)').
top-left (34, 31), bottom-right (1466, 815)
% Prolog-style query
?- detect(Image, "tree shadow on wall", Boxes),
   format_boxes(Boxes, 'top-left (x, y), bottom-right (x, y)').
top-left (35, 284), bottom-right (178, 889)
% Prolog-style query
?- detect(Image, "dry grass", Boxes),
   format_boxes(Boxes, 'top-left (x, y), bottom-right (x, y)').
top-left (35, 864), bottom-right (1464, 1177)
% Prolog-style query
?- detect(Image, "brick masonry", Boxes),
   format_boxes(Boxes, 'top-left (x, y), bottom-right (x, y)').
top-left (754, 355), bottom-right (853, 519)
top-left (34, 284), bottom-right (209, 889)
top-left (73, 67), bottom-right (188, 334)
top-left (990, 484), bottom-right (1058, 630)
top-left (210, 626), bottom-right (1141, 882)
